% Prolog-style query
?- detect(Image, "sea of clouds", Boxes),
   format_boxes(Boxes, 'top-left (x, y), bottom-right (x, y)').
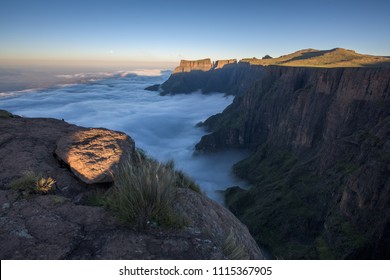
top-left (0, 69), bottom-right (248, 203)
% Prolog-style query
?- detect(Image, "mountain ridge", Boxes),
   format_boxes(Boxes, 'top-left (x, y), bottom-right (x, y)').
top-left (153, 48), bottom-right (390, 96)
top-left (241, 48), bottom-right (390, 68)
top-left (153, 48), bottom-right (390, 259)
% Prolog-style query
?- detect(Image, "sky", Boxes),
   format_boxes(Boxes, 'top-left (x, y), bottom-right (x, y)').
top-left (1, 0), bottom-right (389, 68)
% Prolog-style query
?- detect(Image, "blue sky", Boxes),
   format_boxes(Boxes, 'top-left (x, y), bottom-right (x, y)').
top-left (1, 0), bottom-right (389, 67)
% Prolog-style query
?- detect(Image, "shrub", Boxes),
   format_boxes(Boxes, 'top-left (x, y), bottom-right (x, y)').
top-left (105, 156), bottom-right (181, 229)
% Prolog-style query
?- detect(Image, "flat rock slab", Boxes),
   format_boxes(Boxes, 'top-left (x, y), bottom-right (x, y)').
top-left (0, 190), bottom-right (225, 260)
top-left (55, 128), bottom-right (135, 184)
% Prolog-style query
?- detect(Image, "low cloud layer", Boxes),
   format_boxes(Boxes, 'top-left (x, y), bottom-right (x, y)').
top-left (1, 71), bottom-right (248, 202)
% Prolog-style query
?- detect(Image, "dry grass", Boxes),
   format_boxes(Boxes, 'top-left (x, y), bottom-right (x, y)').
top-left (104, 155), bottom-right (186, 229)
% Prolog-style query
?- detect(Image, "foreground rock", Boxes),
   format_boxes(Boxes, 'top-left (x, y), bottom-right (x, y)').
top-left (0, 190), bottom-right (227, 259)
top-left (0, 113), bottom-right (264, 259)
top-left (55, 128), bottom-right (135, 184)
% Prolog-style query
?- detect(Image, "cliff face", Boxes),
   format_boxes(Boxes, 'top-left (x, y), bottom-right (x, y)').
top-left (173, 59), bottom-right (213, 73)
top-left (214, 59), bottom-right (237, 69)
top-left (161, 61), bottom-right (263, 95)
top-left (195, 66), bottom-right (390, 259)
top-left (172, 58), bottom-right (238, 74)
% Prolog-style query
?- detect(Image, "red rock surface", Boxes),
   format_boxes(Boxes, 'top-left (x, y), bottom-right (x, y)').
top-left (55, 128), bottom-right (135, 184)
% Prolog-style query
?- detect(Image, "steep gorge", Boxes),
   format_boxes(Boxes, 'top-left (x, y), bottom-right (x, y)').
top-left (161, 61), bottom-right (390, 259)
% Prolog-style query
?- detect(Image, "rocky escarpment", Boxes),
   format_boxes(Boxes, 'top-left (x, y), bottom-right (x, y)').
top-left (172, 58), bottom-right (238, 74)
top-left (173, 59), bottom-right (214, 73)
top-left (148, 49), bottom-right (390, 96)
top-left (0, 113), bottom-right (264, 260)
top-left (160, 61), bottom-right (262, 95)
top-left (195, 66), bottom-right (390, 259)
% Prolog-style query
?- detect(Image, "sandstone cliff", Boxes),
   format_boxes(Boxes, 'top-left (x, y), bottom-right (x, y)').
top-left (172, 58), bottom-right (238, 74)
top-left (214, 59), bottom-right (237, 69)
top-left (173, 59), bottom-right (213, 73)
top-left (194, 66), bottom-right (390, 259)
top-left (0, 113), bottom-right (263, 260)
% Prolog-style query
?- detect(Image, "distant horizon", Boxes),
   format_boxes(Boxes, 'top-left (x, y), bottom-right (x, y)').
top-left (1, 47), bottom-right (389, 70)
top-left (1, 0), bottom-right (389, 68)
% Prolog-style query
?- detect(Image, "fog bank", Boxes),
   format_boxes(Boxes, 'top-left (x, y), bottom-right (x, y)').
top-left (0, 70), bottom-right (248, 202)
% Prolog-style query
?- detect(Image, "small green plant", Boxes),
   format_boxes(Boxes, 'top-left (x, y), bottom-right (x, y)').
top-left (8, 171), bottom-right (55, 195)
top-left (105, 156), bottom-right (182, 229)
top-left (222, 230), bottom-right (249, 260)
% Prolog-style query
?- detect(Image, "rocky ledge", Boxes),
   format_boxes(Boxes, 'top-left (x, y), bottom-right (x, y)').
top-left (0, 112), bottom-right (263, 260)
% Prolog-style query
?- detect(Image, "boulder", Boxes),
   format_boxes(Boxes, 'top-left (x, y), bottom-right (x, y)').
top-left (55, 128), bottom-right (135, 184)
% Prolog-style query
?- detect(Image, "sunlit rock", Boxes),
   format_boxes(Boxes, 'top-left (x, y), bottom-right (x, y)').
top-left (55, 128), bottom-right (135, 184)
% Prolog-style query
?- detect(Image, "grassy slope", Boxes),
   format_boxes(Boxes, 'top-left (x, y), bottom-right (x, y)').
top-left (241, 48), bottom-right (390, 68)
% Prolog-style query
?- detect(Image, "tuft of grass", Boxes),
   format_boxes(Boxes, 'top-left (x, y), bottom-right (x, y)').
top-left (105, 156), bottom-right (183, 230)
top-left (222, 230), bottom-right (250, 260)
top-left (174, 170), bottom-right (201, 193)
top-left (8, 171), bottom-right (39, 191)
top-left (7, 171), bottom-right (56, 195)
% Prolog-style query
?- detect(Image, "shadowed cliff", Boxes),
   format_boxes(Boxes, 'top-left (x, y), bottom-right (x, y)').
top-left (159, 60), bottom-right (263, 96)
top-left (195, 65), bottom-right (390, 259)
top-left (151, 48), bottom-right (390, 96)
